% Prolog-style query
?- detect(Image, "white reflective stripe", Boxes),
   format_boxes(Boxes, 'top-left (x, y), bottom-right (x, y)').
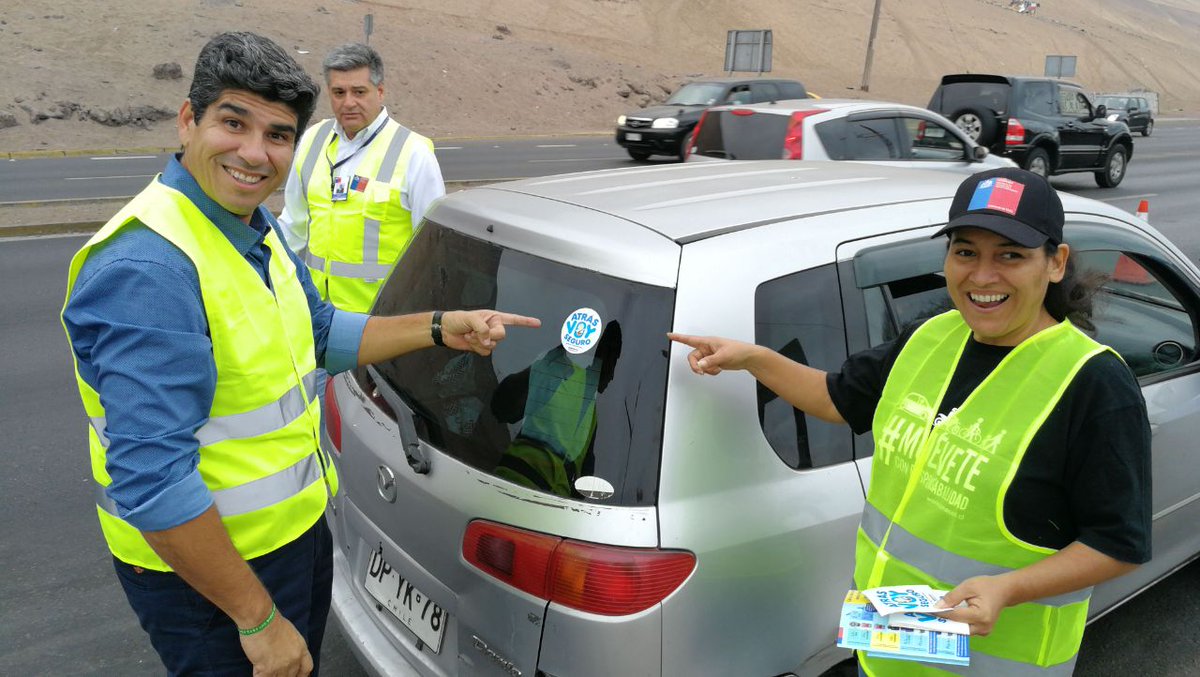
top-left (85, 370), bottom-right (317, 450)
top-left (880, 650), bottom-right (1077, 676)
top-left (328, 260), bottom-right (393, 280)
top-left (860, 502), bottom-right (1092, 607)
top-left (306, 252), bottom-right (326, 270)
top-left (89, 417), bottom-right (110, 448)
top-left (299, 120), bottom-right (336, 197)
top-left (94, 453), bottom-right (323, 518)
top-left (195, 373), bottom-right (318, 447)
top-left (362, 126), bottom-right (412, 266)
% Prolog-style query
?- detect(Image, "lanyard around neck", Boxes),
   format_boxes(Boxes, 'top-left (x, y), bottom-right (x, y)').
top-left (327, 121), bottom-right (385, 174)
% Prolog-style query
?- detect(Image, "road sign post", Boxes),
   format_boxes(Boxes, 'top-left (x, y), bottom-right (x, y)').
top-left (364, 13), bottom-right (374, 45)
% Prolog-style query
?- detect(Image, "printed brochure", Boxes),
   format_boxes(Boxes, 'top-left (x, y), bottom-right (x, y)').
top-left (837, 590), bottom-right (970, 667)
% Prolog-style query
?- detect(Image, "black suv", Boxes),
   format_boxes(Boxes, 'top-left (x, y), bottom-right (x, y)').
top-left (615, 77), bottom-right (809, 162)
top-left (927, 74), bottom-right (1134, 187)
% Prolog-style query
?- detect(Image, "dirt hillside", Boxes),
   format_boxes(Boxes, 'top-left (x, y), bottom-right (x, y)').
top-left (2, 0), bottom-right (1198, 153)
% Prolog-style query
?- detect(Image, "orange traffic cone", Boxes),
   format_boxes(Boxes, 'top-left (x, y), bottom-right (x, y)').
top-left (1136, 199), bottom-right (1150, 222)
top-left (1113, 253), bottom-right (1153, 284)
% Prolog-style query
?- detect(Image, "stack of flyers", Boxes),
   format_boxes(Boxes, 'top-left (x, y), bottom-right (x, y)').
top-left (837, 589), bottom-right (970, 667)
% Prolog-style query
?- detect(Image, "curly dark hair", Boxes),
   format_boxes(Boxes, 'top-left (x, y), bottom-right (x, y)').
top-left (187, 32), bottom-right (320, 140)
top-left (1043, 242), bottom-right (1107, 333)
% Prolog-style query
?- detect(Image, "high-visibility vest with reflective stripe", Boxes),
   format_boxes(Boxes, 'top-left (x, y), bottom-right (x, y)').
top-left (495, 349), bottom-right (600, 495)
top-left (292, 117), bottom-right (433, 312)
top-left (62, 179), bottom-right (336, 571)
top-left (857, 311), bottom-right (1108, 676)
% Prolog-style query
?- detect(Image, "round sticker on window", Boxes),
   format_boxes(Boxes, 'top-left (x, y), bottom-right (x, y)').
top-left (560, 307), bottom-right (603, 354)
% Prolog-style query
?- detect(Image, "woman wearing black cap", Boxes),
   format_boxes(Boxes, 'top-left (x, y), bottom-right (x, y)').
top-left (670, 168), bottom-right (1151, 676)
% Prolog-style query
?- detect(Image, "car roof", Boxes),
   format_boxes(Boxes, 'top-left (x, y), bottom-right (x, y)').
top-left (447, 161), bottom-right (1136, 245)
top-left (682, 76), bottom-right (804, 86)
top-left (938, 73), bottom-right (1085, 89)
top-left (706, 98), bottom-right (941, 116)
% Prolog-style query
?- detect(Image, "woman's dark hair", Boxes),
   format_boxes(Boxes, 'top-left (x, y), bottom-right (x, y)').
top-left (1043, 241), bottom-right (1107, 332)
top-left (187, 32), bottom-right (320, 139)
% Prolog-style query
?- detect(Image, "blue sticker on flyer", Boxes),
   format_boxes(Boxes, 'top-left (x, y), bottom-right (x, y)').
top-left (561, 307), bottom-right (602, 354)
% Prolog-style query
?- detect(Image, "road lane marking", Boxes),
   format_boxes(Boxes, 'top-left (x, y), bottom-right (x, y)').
top-left (66, 174), bottom-right (155, 181)
top-left (529, 157), bottom-right (626, 163)
top-left (536, 144), bottom-right (578, 148)
top-left (90, 155), bottom-right (158, 160)
top-left (1095, 193), bottom-right (1157, 203)
top-left (434, 146), bottom-right (463, 150)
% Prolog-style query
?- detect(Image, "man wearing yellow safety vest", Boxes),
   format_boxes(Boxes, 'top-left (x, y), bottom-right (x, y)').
top-left (61, 33), bottom-right (538, 677)
top-left (670, 168), bottom-right (1151, 675)
top-left (279, 42), bottom-right (445, 313)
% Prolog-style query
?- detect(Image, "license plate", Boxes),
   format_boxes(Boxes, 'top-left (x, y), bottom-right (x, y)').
top-left (626, 132), bottom-right (642, 141)
top-left (363, 546), bottom-right (448, 653)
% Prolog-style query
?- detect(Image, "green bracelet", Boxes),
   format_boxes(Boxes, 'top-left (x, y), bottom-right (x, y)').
top-left (238, 603), bottom-right (277, 636)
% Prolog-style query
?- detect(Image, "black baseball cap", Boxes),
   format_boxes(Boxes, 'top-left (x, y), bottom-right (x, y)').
top-left (932, 168), bottom-right (1064, 247)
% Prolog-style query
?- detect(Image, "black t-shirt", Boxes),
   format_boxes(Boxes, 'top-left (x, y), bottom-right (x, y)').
top-left (827, 325), bottom-right (1152, 564)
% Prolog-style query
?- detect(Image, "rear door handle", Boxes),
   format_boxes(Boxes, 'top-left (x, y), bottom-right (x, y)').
top-left (368, 366), bottom-right (431, 474)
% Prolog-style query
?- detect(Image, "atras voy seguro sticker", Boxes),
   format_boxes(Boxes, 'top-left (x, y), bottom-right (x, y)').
top-left (561, 307), bottom-right (602, 354)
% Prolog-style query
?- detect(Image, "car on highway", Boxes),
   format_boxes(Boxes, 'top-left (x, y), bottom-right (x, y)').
top-left (685, 98), bottom-right (1016, 176)
top-left (1096, 94), bottom-right (1155, 136)
top-left (615, 76), bottom-right (809, 162)
top-left (927, 73), bottom-right (1135, 187)
top-left (323, 160), bottom-right (1200, 677)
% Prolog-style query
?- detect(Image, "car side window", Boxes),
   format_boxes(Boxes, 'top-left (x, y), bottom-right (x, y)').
top-left (845, 118), bottom-right (902, 160)
top-left (749, 82), bottom-right (781, 103)
top-left (755, 264), bottom-right (853, 469)
top-left (1059, 88), bottom-right (1092, 117)
top-left (1074, 251), bottom-right (1198, 378)
top-left (725, 85), bottom-right (751, 105)
top-left (1022, 82), bottom-right (1056, 116)
top-left (900, 118), bottom-right (966, 160)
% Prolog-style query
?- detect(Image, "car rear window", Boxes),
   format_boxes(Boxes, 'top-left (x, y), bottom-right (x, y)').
top-left (365, 223), bottom-right (674, 506)
top-left (931, 82), bottom-right (1011, 115)
top-left (692, 109), bottom-right (790, 160)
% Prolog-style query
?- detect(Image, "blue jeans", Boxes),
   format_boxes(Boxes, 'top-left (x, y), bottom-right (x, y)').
top-left (114, 515), bottom-right (333, 676)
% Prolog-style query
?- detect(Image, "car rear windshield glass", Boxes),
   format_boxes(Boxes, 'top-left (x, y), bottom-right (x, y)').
top-left (667, 83), bottom-right (728, 106)
top-left (934, 82), bottom-right (1011, 115)
top-left (367, 223), bottom-right (674, 506)
top-left (692, 110), bottom-right (790, 160)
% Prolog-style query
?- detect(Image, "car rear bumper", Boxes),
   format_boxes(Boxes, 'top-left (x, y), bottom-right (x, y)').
top-left (330, 544), bottom-right (426, 677)
top-left (615, 127), bottom-right (688, 153)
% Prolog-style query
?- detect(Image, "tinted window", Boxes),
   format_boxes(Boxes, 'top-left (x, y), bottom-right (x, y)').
top-left (1019, 81), bottom-right (1057, 116)
top-left (692, 110), bottom-right (790, 160)
top-left (666, 83), bottom-right (729, 106)
top-left (749, 82), bottom-right (781, 103)
top-left (777, 82), bottom-right (809, 99)
top-left (725, 85), bottom-right (752, 104)
top-left (900, 118), bottom-right (966, 160)
top-left (1075, 251), bottom-right (1197, 378)
top-left (932, 82), bottom-right (1011, 115)
top-left (846, 118), bottom-right (903, 160)
top-left (755, 264), bottom-right (853, 469)
top-left (367, 224), bottom-right (674, 505)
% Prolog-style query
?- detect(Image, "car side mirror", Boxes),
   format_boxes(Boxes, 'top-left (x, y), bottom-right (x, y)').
top-left (1095, 104), bottom-right (1108, 119)
top-left (972, 145), bottom-right (990, 161)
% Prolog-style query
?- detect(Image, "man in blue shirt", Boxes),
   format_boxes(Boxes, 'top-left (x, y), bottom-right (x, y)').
top-left (62, 32), bottom-right (538, 677)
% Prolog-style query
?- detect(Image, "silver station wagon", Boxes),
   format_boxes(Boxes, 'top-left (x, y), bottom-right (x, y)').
top-left (323, 160), bottom-right (1200, 676)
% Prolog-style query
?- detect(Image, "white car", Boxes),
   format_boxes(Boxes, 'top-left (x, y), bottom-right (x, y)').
top-left (686, 98), bottom-right (1016, 176)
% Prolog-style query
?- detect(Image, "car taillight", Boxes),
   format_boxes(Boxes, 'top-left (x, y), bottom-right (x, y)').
top-left (1006, 117), bottom-right (1026, 145)
top-left (784, 110), bottom-right (821, 159)
top-left (463, 520), bottom-right (696, 616)
top-left (325, 376), bottom-right (342, 453)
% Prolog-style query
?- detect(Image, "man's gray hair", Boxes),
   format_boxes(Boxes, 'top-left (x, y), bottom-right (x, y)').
top-left (323, 43), bottom-right (385, 86)
top-left (187, 32), bottom-right (320, 138)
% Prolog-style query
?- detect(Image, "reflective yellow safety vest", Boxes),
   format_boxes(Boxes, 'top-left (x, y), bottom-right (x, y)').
top-left (496, 348), bottom-right (601, 496)
top-left (292, 117), bottom-right (434, 312)
top-left (857, 311), bottom-right (1108, 676)
top-left (62, 180), bottom-right (337, 571)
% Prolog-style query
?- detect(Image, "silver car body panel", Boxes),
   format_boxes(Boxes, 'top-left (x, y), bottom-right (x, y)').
top-left (331, 160), bottom-right (1200, 675)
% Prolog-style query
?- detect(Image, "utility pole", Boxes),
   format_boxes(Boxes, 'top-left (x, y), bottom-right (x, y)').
top-left (860, 0), bottom-right (882, 92)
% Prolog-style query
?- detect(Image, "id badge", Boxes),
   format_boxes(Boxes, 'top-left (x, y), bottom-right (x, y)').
top-left (331, 176), bottom-right (349, 202)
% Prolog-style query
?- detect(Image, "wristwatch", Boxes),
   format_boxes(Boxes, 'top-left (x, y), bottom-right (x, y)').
top-left (431, 310), bottom-right (445, 347)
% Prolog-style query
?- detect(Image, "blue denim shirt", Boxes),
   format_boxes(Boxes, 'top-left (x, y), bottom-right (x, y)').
top-left (63, 155), bottom-right (368, 532)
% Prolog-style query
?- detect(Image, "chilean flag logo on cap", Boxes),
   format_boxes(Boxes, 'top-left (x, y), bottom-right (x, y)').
top-left (968, 177), bottom-right (1025, 216)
